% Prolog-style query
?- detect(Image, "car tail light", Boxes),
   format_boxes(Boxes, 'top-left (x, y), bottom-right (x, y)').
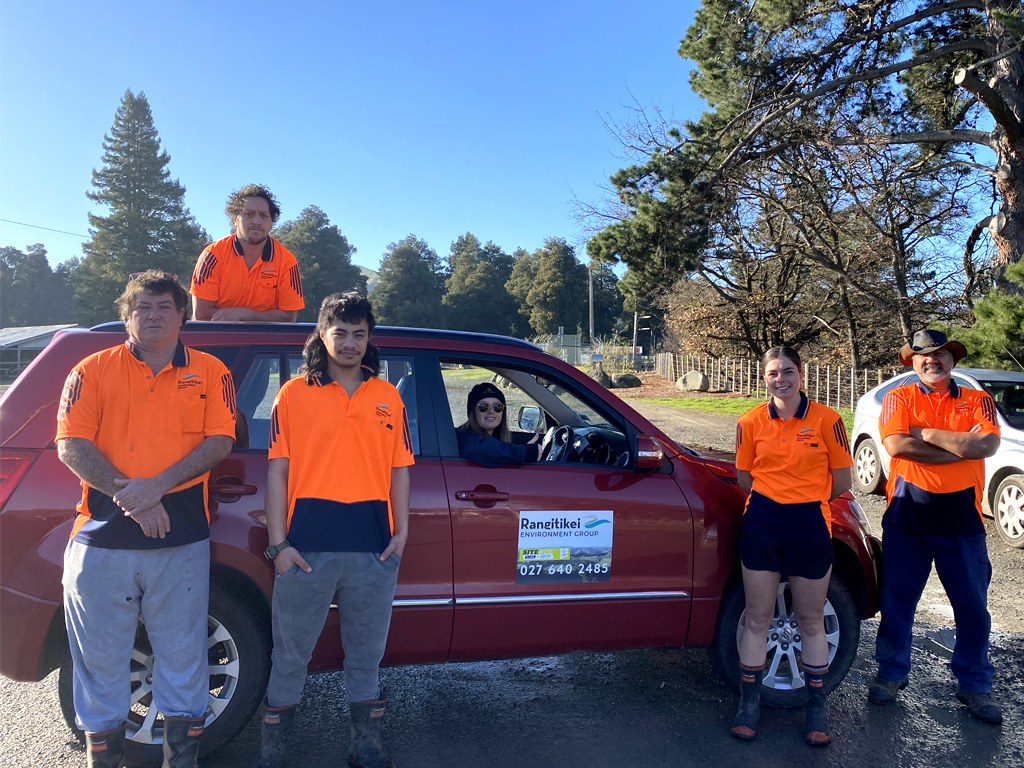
top-left (0, 449), bottom-right (41, 510)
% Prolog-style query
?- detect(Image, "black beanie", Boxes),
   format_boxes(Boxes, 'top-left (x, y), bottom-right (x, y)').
top-left (467, 382), bottom-right (506, 417)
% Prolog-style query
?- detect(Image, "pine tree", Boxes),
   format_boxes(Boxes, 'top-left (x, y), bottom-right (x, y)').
top-left (505, 248), bottom-right (539, 337)
top-left (951, 261), bottom-right (1024, 370)
top-left (273, 206), bottom-right (366, 322)
top-left (0, 245), bottom-right (74, 326)
top-left (369, 235), bottom-right (446, 328)
top-left (442, 233), bottom-right (518, 335)
top-left (525, 238), bottom-right (588, 335)
top-left (74, 90), bottom-right (209, 326)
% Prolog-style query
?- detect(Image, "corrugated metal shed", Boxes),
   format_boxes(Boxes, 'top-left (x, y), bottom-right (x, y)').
top-left (0, 325), bottom-right (77, 349)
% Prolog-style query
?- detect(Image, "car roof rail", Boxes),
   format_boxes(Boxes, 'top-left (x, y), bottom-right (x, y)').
top-left (87, 321), bottom-right (542, 351)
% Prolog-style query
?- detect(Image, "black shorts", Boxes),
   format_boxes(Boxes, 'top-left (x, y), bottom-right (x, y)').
top-left (739, 523), bottom-right (834, 580)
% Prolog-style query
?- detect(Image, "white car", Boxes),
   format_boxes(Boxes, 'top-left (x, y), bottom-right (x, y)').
top-left (851, 368), bottom-right (1024, 548)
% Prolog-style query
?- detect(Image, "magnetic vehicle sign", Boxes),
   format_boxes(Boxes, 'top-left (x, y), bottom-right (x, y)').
top-left (516, 510), bottom-right (613, 584)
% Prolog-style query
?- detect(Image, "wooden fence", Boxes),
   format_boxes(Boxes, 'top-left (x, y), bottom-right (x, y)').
top-left (655, 353), bottom-right (902, 411)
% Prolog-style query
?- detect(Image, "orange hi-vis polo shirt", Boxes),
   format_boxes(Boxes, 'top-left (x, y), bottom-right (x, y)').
top-left (190, 234), bottom-right (305, 313)
top-left (878, 379), bottom-right (1000, 535)
top-left (56, 341), bottom-right (237, 550)
top-left (268, 369), bottom-right (415, 554)
top-left (735, 392), bottom-right (853, 538)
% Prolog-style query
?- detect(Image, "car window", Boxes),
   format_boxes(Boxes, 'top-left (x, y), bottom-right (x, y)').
top-left (234, 352), bottom-right (303, 451)
top-left (952, 376), bottom-right (975, 390)
top-left (440, 363), bottom-right (544, 433)
top-left (380, 356), bottom-right (420, 456)
top-left (978, 379), bottom-right (1024, 429)
top-left (874, 374), bottom-right (917, 403)
top-left (194, 345), bottom-right (242, 372)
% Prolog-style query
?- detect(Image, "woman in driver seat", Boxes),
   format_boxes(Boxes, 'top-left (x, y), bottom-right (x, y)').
top-left (458, 383), bottom-right (542, 468)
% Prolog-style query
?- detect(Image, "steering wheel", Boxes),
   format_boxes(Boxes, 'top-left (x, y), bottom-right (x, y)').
top-left (538, 426), bottom-right (557, 461)
top-left (544, 426), bottom-right (575, 462)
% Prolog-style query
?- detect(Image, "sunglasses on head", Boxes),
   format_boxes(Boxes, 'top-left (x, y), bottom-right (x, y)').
top-left (476, 402), bottom-right (505, 413)
top-left (128, 271), bottom-right (178, 283)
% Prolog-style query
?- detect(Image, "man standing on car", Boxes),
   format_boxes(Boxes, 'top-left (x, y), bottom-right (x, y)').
top-left (57, 271), bottom-right (236, 766)
top-left (190, 184), bottom-right (304, 322)
top-left (252, 292), bottom-right (412, 768)
top-left (869, 330), bottom-right (1002, 724)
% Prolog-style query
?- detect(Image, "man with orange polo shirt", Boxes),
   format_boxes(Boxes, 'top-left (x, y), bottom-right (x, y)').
top-left (57, 271), bottom-right (236, 767)
top-left (869, 330), bottom-right (1002, 724)
top-left (190, 184), bottom-right (304, 322)
top-left (251, 292), bottom-right (412, 768)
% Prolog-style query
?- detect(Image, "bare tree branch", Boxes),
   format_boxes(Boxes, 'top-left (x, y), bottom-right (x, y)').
top-left (955, 68), bottom-right (1020, 148)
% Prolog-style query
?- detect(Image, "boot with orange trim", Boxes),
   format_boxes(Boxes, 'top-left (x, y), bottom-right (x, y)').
top-left (347, 694), bottom-right (397, 768)
top-left (729, 663), bottom-right (762, 740)
top-left (250, 701), bottom-right (298, 768)
top-left (162, 716), bottom-right (205, 767)
top-left (804, 663), bottom-right (831, 746)
top-left (85, 725), bottom-right (126, 768)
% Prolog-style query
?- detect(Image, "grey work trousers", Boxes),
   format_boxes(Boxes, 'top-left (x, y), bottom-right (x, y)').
top-left (62, 539), bottom-right (210, 733)
top-left (267, 551), bottom-right (400, 707)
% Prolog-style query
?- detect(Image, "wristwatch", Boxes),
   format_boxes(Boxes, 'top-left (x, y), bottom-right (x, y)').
top-left (264, 540), bottom-right (290, 560)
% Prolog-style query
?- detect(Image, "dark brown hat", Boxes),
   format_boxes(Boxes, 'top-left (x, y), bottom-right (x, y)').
top-left (898, 330), bottom-right (967, 367)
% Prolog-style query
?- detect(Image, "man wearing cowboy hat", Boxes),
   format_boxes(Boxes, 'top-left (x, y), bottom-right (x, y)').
top-left (868, 330), bottom-right (1003, 724)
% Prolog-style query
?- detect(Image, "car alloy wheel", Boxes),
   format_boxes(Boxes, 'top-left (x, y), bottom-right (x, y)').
top-left (714, 576), bottom-right (859, 708)
top-left (59, 584), bottom-right (271, 767)
top-left (853, 438), bottom-right (885, 495)
top-left (735, 582), bottom-right (839, 691)
top-left (994, 474), bottom-right (1024, 549)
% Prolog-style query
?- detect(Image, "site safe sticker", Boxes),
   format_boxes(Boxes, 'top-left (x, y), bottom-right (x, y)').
top-left (516, 511), bottom-right (613, 584)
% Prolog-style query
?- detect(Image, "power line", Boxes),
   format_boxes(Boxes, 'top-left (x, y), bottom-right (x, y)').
top-left (0, 218), bottom-right (88, 238)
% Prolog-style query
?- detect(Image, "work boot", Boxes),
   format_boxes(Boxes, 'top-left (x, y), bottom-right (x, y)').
top-left (347, 695), bottom-right (397, 768)
top-left (85, 726), bottom-right (126, 768)
top-left (867, 675), bottom-right (908, 705)
top-left (956, 689), bottom-right (1003, 725)
top-left (162, 716), bottom-right (205, 768)
top-left (250, 702), bottom-right (298, 768)
top-left (730, 664), bottom-right (762, 741)
top-left (803, 663), bottom-right (831, 747)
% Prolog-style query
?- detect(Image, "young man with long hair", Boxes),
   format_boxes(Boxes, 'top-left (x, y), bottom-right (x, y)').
top-left (252, 292), bottom-right (413, 768)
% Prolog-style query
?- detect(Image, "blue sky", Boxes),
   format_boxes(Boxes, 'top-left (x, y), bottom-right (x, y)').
top-left (0, 1), bottom-right (704, 271)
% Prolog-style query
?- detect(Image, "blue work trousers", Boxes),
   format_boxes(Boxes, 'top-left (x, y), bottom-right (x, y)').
top-left (875, 525), bottom-right (994, 692)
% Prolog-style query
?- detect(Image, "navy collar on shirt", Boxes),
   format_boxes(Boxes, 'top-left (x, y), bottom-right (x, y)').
top-left (231, 235), bottom-right (274, 262)
top-left (313, 366), bottom-right (374, 387)
top-left (767, 391), bottom-right (809, 420)
top-left (126, 339), bottom-right (189, 367)
top-left (916, 379), bottom-right (960, 398)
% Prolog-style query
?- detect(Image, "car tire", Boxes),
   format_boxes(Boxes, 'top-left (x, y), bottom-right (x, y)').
top-left (853, 438), bottom-right (886, 496)
top-left (994, 474), bottom-right (1024, 549)
top-left (713, 576), bottom-right (860, 709)
top-left (58, 582), bottom-right (271, 766)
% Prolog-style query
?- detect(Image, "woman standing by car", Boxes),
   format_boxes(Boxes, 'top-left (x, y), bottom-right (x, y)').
top-left (457, 382), bottom-right (542, 467)
top-left (731, 347), bottom-right (853, 746)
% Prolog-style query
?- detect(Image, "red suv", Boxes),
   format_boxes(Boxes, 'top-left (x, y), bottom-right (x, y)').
top-left (1, 322), bottom-right (881, 765)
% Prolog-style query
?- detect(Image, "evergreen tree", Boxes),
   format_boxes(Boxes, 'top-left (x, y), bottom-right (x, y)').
top-left (505, 247), bottom-right (539, 337)
top-left (526, 238), bottom-right (588, 335)
top-left (0, 244), bottom-right (75, 327)
top-left (950, 261), bottom-right (1024, 370)
top-left (273, 206), bottom-right (366, 322)
top-left (442, 233), bottom-right (518, 335)
top-left (370, 235), bottom-right (446, 328)
top-left (75, 90), bottom-right (209, 326)
top-left (589, 262), bottom-right (624, 340)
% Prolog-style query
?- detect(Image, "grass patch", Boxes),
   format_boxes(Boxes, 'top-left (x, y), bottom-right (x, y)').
top-left (441, 368), bottom-right (492, 381)
top-left (637, 395), bottom-right (855, 432)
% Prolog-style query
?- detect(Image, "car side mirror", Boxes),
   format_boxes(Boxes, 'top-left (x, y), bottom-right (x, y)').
top-left (518, 406), bottom-right (542, 432)
top-left (635, 435), bottom-right (664, 472)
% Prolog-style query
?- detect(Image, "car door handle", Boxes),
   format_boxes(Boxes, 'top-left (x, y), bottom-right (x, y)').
top-left (209, 483), bottom-right (258, 496)
top-left (455, 491), bottom-right (510, 501)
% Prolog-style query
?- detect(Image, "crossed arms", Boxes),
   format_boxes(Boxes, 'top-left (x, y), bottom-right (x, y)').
top-left (882, 425), bottom-right (999, 465)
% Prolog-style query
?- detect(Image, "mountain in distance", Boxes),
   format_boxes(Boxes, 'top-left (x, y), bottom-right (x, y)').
top-left (357, 265), bottom-right (379, 293)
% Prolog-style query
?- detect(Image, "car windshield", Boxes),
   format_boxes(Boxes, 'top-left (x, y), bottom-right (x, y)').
top-left (977, 379), bottom-right (1024, 430)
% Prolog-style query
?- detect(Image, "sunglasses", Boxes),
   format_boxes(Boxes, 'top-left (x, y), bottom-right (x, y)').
top-left (128, 271), bottom-right (178, 283)
top-left (476, 402), bottom-right (505, 414)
